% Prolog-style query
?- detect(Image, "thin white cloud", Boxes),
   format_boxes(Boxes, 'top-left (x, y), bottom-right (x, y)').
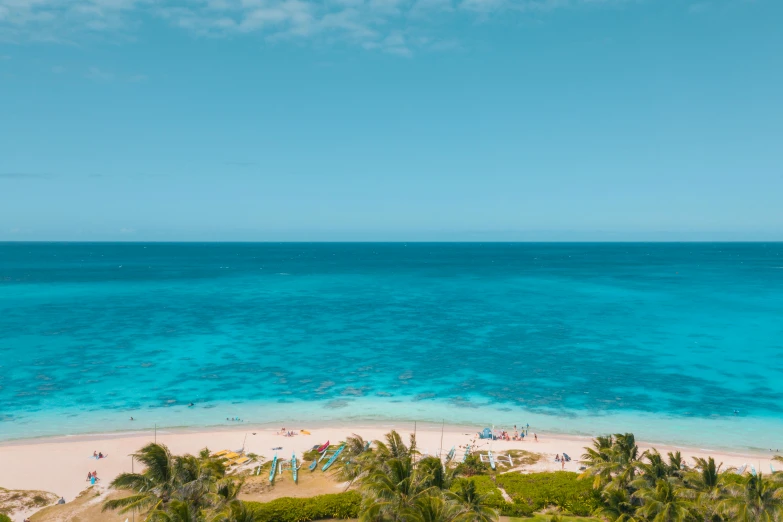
top-left (86, 66), bottom-right (113, 81)
top-left (0, 0), bottom-right (650, 53)
top-left (380, 30), bottom-right (411, 55)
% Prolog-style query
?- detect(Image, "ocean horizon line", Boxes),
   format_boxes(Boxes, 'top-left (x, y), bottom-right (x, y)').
top-left (2, 240), bottom-right (783, 244)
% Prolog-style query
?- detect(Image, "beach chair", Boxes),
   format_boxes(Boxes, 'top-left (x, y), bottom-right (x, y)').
top-left (212, 449), bottom-right (231, 457)
top-left (223, 452), bottom-right (240, 460)
top-left (233, 456), bottom-right (251, 466)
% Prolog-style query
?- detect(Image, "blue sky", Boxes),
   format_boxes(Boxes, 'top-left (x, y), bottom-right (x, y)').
top-left (1, 0), bottom-right (781, 241)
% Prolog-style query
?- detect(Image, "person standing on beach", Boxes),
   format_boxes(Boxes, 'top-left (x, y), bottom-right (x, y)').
top-left (534, 433), bottom-right (538, 442)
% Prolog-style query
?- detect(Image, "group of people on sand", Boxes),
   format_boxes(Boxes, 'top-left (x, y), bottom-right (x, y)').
top-left (490, 425), bottom-right (538, 442)
top-left (87, 470), bottom-right (100, 485)
top-left (92, 451), bottom-right (107, 459)
top-left (280, 428), bottom-right (299, 437)
top-left (514, 424), bottom-right (531, 437)
top-left (555, 453), bottom-right (571, 469)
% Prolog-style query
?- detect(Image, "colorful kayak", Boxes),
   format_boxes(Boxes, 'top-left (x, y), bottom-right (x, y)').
top-left (292, 452), bottom-right (298, 484)
top-left (446, 446), bottom-right (455, 461)
top-left (489, 450), bottom-right (496, 470)
top-left (463, 445), bottom-right (471, 463)
top-left (309, 458), bottom-right (318, 471)
top-left (269, 453), bottom-right (278, 483)
top-left (322, 444), bottom-right (346, 471)
top-left (317, 440), bottom-right (330, 453)
top-left (318, 448), bottom-right (331, 463)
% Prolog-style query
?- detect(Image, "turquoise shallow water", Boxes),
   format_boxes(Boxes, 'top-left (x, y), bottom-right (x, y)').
top-left (1, 243), bottom-right (782, 450)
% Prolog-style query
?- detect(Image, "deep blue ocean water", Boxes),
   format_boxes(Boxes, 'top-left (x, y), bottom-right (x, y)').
top-left (1, 243), bottom-right (782, 449)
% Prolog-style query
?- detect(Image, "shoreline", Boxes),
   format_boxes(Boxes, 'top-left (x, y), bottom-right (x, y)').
top-left (0, 420), bottom-right (775, 461)
top-left (1, 412), bottom-right (779, 456)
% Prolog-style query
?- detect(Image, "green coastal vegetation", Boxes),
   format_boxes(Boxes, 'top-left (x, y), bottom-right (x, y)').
top-left (101, 431), bottom-right (783, 521)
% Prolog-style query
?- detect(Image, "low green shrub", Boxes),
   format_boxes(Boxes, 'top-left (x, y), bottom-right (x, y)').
top-left (451, 476), bottom-right (505, 508)
top-left (451, 475), bottom-right (538, 516)
top-left (247, 491), bottom-right (361, 521)
top-left (455, 453), bottom-right (490, 476)
top-left (497, 472), bottom-right (600, 516)
top-left (500, 500), bottom-right (534, 517)
top-left (0, 514), bottom-right (11, 522)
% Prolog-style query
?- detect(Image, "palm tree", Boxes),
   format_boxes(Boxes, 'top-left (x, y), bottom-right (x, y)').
top-left (103, 443), bottom-right (245, 520)
top-left (667, 451), bottom-right (684, 479)
top-left (682, 457), bottom-right (727, 520)
top-left (209, 500), bottom-right (260, 522)
top-left (335, 434), bottom-right (376, 489)
top-left (360, 456), bottom-right (434, 521)
top-left (593, 488), bottom-right (641, 522)
top-left (374, 430), bottom-right (416, 461)
top-left (633, 450), bottom-right (671, 490)
top-left (581, 434), bottom-right (639, 490)
top-left (175, 453), bottom-right (229, 510)
top-left (104, 443), bottom-right (180, 514)
top-left (447, 479), bottom-right (498, 522)
top-left (719, 472), bottom-right (783, 521)
top-left (634, 479), bottom-right (693, 522)
top-left (418, 456), bottom-right (460, 491)
top-left (208, 477), bottom-right (244, 510)
top-left (612, 433), bottom-right (640, 488)
top-left (580, 435), bottom-right (615, 488)
top-left (147, 500), bottom-right (205, 522)
top-left (402, 493), bottom-right (461, 522)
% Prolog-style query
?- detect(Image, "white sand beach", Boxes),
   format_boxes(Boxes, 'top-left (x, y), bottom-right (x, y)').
top-left (0, 422), bottom-right (777, 520)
